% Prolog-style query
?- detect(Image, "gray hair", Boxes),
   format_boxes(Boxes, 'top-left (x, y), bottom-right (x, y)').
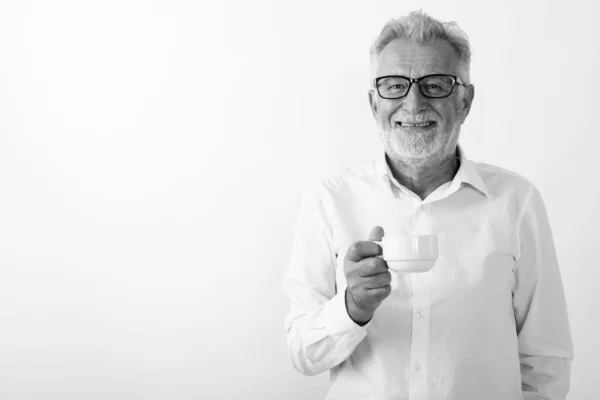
top-left (370, 11), bottom-right (472, 84)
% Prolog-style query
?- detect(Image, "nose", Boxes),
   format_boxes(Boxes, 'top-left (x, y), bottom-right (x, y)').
top-left (402, 82), bottom-right (428, 114)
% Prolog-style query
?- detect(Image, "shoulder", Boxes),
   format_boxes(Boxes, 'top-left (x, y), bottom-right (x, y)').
top-left (311, 159), bottom-right (380, 198)
top-left (470, 161), bottom-right (541, 211)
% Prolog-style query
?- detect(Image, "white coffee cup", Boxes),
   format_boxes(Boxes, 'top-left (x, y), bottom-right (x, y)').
top-left (373, 234), bottom-right (439, 273)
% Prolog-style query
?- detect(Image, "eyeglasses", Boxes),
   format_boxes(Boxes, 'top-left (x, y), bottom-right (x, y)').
top-left (375, 74), bottom-right (464, 99)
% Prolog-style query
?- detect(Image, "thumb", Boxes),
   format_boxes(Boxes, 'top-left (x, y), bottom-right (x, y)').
top-left (367, 226), bottom-right (385, 242)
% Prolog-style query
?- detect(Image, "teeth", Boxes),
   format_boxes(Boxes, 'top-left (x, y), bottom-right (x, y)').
top-left (399, 121), bottom-right (433, 127)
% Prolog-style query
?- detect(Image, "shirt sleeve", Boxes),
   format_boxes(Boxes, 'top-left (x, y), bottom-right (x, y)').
top-left (512, 186), bottom-right (575, 399)
top-left (283, 181), bottom-right (369, 376)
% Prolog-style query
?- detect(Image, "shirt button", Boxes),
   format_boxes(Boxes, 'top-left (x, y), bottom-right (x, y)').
top-left (417, 311), bottom-right (424, 317)
top-left (415, 363), bottom-right (422, 372)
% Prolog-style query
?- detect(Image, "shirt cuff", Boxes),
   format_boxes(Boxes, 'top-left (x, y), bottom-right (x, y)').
top-left (316, 289), bottom-right (371, 337)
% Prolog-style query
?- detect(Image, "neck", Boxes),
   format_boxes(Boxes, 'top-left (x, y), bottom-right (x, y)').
top-left (386, 151), bottom-right (459, 200)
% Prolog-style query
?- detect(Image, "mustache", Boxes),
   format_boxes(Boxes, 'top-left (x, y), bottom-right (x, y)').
top-left (392, 113), bottom-right (439, 123)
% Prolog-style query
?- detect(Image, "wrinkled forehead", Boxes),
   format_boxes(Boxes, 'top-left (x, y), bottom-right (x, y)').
top-left (371, 39), bottom-right (461, 81)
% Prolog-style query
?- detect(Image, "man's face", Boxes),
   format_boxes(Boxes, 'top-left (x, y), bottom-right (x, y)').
top-left (368, 39), bottom-right (474, 165)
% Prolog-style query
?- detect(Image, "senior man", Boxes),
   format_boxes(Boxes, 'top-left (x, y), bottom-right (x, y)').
top-left (283, 10), bottom-right (574, 400)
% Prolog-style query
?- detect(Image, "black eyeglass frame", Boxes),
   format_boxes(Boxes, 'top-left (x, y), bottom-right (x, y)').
top-left (374, 74), bottom-right (465, 99)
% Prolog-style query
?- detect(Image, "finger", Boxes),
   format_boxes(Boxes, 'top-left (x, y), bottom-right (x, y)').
top-left (367, 226), bottom-right (385, 242)
top-left (345, 241), bottom-right (382, 262)
top-left (363, 271), bottom-right (392, 289)
top-left (366, 285), bottom-right (392, 300)
top-left (356, 257), bottom-right (388, 277)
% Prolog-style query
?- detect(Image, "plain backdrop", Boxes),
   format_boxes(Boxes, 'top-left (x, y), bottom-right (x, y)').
top-left (0, 0), bottom-right (598, 399)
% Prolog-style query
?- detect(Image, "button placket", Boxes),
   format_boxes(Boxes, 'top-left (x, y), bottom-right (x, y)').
top-left (408, 270), bottom-right (432, 400)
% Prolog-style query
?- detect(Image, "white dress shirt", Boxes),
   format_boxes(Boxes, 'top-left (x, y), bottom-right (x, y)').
top-left (284, 147), bottom-right (574, 400)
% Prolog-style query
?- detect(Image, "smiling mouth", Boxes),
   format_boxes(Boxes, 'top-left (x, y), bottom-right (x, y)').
top-left (396, 121), bottom-right (436, 128)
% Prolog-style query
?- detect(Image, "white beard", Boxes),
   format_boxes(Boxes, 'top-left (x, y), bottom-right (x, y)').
top-left (377, 121), bottom-right (462, 169)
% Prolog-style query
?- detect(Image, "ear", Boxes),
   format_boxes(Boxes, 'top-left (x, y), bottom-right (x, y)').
top-left (460, 84), bottom-right (475, 119)
top-left (368, 89), bottom-right (379, 119)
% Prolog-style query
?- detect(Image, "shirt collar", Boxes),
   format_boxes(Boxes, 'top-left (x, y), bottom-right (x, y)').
top-left (376, 145), bottom-right (489, 198)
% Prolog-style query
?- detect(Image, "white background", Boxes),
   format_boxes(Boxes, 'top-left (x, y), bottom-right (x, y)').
top-left (0, 0), bottom-right (597, 399)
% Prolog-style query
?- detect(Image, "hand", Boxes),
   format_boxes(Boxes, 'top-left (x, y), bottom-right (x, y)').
top-left (344, 226), bottom-right (392, 325)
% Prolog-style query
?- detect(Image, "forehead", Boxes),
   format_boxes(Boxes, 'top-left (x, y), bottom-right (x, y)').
top-left (373, 39), bottom-right (461, 78)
